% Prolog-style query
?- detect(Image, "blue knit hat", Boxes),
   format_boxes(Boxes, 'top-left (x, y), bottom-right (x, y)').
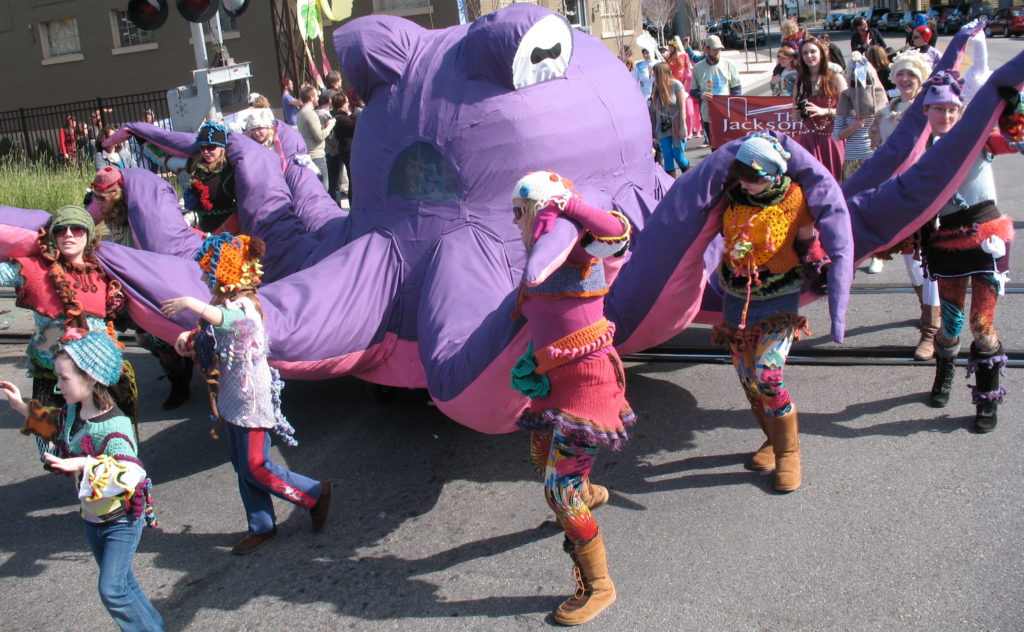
top-left (735, 132), bottom-right (790, 182)
top-left (59, 329), bottom-right (123, 386)
top-left (196, 121), bottom-right (228, 148)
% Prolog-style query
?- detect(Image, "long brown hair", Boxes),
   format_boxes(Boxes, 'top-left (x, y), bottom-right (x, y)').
top-left (652, 63), bottom-right (678, 111)
top-left (795, 39), bottom-right (839, 104)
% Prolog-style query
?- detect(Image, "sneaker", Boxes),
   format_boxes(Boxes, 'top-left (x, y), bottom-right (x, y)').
top-left (866, 257), bottom-right (884, 274)
top-left (231, 526), bottom-right (277, 556)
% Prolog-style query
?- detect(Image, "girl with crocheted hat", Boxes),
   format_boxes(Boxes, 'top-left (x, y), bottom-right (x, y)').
top-left (920, 72), bottom-right (1016, 433)
top-left (1, 329), bottom-right (162, 631)
top-left (0, 205), bottom-right (135, 461)
top-left (161, 233), bottom-right (331, 555)
top-left (508, 171), bottom-right (633, 626)
top-left (712, 132), bottom-right (833, 493)
top-left (185, 122), bottom-right (239, 234)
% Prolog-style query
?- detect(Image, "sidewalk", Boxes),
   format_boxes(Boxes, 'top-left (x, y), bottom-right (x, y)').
top-left (720, 47), bottom-right (776, 95)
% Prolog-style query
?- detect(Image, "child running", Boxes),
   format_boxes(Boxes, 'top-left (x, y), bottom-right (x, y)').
top-left (1, 329), bottom-right (162, 631)
top-left (161, 233), bottom-right (331, 555)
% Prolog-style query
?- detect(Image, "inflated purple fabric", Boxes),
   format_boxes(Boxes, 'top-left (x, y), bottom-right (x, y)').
top-left (2, 7), bottom-right (1019, 435)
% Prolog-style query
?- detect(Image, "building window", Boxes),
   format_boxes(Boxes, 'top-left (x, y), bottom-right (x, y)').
top-left (111, 9), bottom-right (156, 48)
top-left (40, 17), bottom-right (80, 59)
top-left (564, 0), bottom-right (589, 28)
top-left (374, 0), bottom-right (432, 16)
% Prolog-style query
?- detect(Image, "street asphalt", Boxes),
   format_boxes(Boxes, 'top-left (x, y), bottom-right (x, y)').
top-left (0, 30), bottom-right (1021, 632)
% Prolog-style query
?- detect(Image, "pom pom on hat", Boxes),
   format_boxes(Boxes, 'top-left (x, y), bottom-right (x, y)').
top-left (59, 328), bottom-right (124, 387)
top-left (923, 70), bottom-right (964, 108)
top-left (735, 132), bottom-right (790, 182)
top-left (511, 170), bottom-right (578, 207)
top-left (196, 121), bottom-right (228, 148)
top-left (890, 49), bottom-right (931, 83)
top-left (92, 166), bottom-right (123, 192)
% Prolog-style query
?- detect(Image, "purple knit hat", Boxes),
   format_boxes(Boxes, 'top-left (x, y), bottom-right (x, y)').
top-left (923, 71), bottom-right (964, 107)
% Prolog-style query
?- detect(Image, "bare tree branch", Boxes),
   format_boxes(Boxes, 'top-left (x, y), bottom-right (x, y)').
top-left (641, 0), bottom-right (677, 45)
top-left (681, 0), bottom-right (714, 41)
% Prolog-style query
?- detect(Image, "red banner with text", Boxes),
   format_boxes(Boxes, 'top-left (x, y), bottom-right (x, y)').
top-left (706, 96), bottom-right (810, 147)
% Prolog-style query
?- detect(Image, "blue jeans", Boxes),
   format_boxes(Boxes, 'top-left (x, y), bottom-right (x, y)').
top-left (226, 424), bottom-right (321, 535)
top-left (312, 156), bottom-right (329, 190)
top-left (83, 517), bottom-right (163, 632)
top-left (658, 136), bottom-right (688, 172)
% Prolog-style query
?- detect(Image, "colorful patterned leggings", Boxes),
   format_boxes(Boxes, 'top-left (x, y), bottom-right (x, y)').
top-left (728, 326), bottom-right (797, 417)
top-left (529, 428), bottom-right (600, 545)
top-left (935, 274), bottom-right (1000, 352)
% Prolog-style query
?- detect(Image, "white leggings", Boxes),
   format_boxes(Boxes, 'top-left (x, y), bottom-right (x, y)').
top-left (903, 254), bottom-right (939, 306)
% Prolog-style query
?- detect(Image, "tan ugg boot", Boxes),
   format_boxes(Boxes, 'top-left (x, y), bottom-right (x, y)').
top-left (915, 305), bottom-right (940, 361)
top-left (770, 410), bottom-right (801, 492)
top-left (579, 479), bottom-right (609, 511)
top-left (747, 408), bottom-right (775, 471)
top-left (554, 533), bottom-right (617, 626)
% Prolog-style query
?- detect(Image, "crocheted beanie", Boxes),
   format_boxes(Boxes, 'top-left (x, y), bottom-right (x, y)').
top-left (511, 170), bottom-right (579, 208)
top-left (195, 232), bottom-right (265, 292)
top-left (914, 25), bottom-right (933, 43)
top-left (735, 132), bottom-right (790, 181)
top-left (244, 108), bottom-right (274, 131)
top-left (92, 165), bottom-right (123, 192)
top-left (196, 121), bottom-right (228, 148)
top-left (923, 71), bottom-right (963, 107)
top-left (47, 205), bottom-right (96, 246)
top-left (59, 328), bottom-right (123, 386)
top-left (890, 49), bottom-right (931, 84)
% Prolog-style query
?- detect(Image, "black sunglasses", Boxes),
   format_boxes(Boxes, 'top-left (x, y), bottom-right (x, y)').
top-left (52, 224), bottom-right (88, 238)
top-left (512, 206), bottom-right (527, 221)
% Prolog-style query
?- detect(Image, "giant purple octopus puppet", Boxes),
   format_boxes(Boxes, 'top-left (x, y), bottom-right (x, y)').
top-left (0, 7), bottom-right (1020, 435)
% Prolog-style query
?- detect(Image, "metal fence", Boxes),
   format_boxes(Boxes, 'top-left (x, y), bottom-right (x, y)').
top-left (0, 91), bottom-right (171, 174)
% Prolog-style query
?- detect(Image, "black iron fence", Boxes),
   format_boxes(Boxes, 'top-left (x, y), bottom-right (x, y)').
top-left (0, 91), bottom-right (171, 174)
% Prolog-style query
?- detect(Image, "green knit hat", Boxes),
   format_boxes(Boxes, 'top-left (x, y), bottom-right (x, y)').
top-left (47, 205), bottom-right (95, 246)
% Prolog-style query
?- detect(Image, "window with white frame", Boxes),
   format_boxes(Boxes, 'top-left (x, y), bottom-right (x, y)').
top-left (40, 17), bottom-right (80, 59)
top-left (598, 0), bottom-right (633, 37)
top-left (563, 0), bottom-right (589, 28)
top-left (111, 9), bottom-right (156, 48)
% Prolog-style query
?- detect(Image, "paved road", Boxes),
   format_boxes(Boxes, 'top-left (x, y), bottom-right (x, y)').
top-left (0, 33), bottom-right (1021, 632)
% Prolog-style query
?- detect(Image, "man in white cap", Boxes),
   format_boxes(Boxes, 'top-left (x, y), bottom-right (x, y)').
top-left (690, 35), bottom-right (742, 149)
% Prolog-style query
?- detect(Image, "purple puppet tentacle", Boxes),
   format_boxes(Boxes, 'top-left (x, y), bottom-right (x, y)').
top-left (120, 168), bottom-right (202, 258)
top-left (847, 48), bottom-right (1024, 264)
top-left (841, 20), bottom-right (986, 195)
top-left (108, 122), bottom-right (198, 158)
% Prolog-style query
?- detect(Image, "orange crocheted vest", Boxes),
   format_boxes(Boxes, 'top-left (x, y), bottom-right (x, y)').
top-left (722, 183), bottom-right (811, 275)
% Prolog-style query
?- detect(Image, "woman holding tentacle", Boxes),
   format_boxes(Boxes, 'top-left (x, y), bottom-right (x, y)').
top-left (508, 171), bottom-right (633, 626)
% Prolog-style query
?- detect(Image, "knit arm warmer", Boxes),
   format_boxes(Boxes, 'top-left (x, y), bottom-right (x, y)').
top-left (561, 198), bottom-right (629, 238)
top-left (0, 261), bottom-right (24, 288)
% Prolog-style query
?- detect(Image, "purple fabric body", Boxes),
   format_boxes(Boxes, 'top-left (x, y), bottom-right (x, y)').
top-left (2, 7), bottom-right (1020, 435)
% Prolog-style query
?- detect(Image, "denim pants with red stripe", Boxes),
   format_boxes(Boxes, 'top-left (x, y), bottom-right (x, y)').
top-left (225, 424), bottom-right (321, 535)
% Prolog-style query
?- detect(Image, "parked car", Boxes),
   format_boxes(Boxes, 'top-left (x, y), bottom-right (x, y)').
top-left (833, 13), bottom-right (854, 30)
top-left (824, 12), bottom-right (844, 29)
top-left (866, 8), bottom-right (887, 27)
top-left (942, 8), bottom-right (965, 33)
top-left (720, 18), bottom-right (767, 48)
top-left (898, 10), bottom-right (928, 32)
top-left (986, 7), bottom-right (1024, 37)
top-left (707, 19), bottom-right (721, 35)
top-left (880, 11), bottom-right (903, 31)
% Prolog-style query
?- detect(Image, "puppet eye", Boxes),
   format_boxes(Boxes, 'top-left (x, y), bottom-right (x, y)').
top-left (512, 14), bottom-right (573, 90)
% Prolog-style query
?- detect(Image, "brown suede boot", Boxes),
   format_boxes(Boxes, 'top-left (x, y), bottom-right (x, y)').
top-left (579, 479), bottom-right (609, 511)
top-left (554, 533), bottom-right (616, 626)
top-left (770, 410), bottom-right (801, 492)
top-left (915, 305), bottom-right (940, 361)
top-left (747, 408), bottom-right (775, 471)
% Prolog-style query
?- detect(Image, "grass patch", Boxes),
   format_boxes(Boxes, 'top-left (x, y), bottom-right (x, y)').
top-left (0, 158), bottom-right (92, 212)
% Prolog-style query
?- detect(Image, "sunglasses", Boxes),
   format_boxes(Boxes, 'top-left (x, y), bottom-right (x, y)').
top-left (52, 224), bottom-right (87, 238)
top-left (199, 145), bottom-right (221, 152)
top-left (512, 206), bottom-right (527, 221)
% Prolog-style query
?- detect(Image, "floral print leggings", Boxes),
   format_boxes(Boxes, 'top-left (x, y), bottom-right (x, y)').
top-left (934, 274), bottom-right (1000, 353)
top-left (530, 428), bottom-right (600, 545)
top-left (728, 326), bottom-right (797, 417)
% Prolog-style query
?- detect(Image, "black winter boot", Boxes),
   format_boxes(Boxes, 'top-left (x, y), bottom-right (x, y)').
top-left (162, 357), bottom-right (193, 410)
top-left (929, 340), bottom-right (959, 408)
top-left (968, 343), bottom-right (1006, 434)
